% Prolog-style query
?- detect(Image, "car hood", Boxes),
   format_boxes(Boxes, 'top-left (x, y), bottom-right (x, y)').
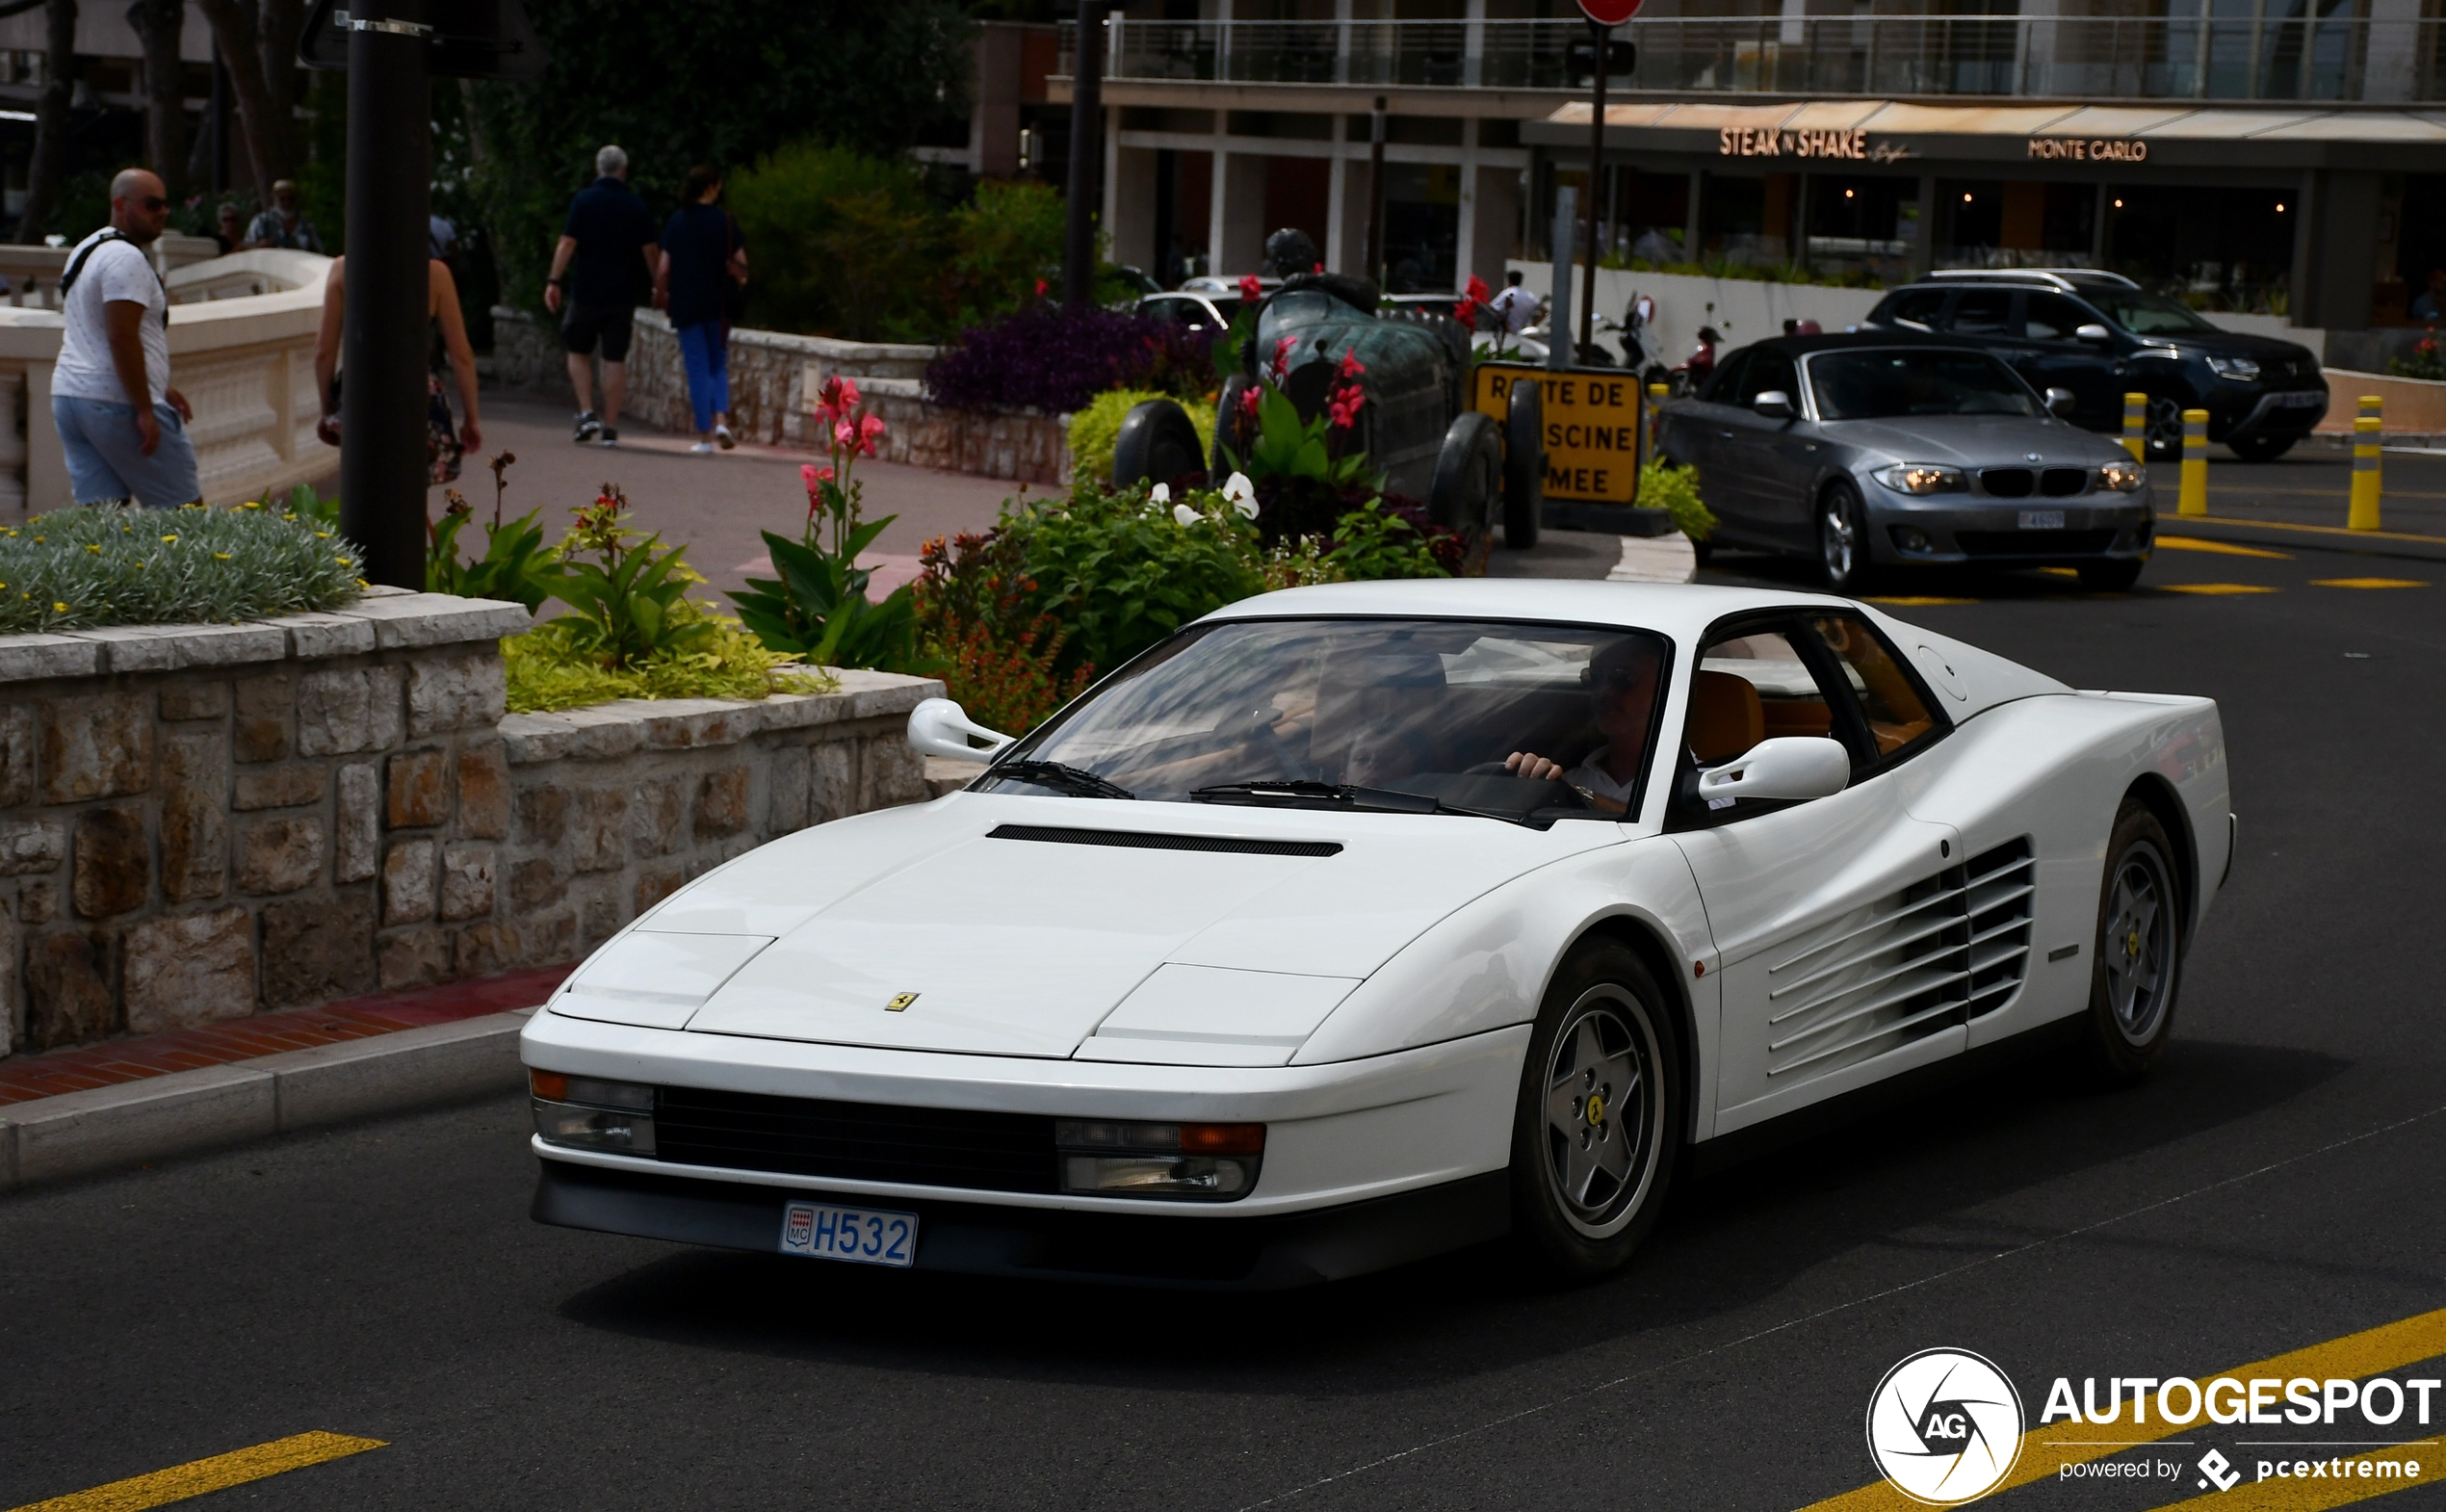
top-left (605, 794), bottom-right (1626, 1059)
top-left (1817, 413), bottom-right (2121, 467)
top-left (2137, 328), bottom-right (2321, 368)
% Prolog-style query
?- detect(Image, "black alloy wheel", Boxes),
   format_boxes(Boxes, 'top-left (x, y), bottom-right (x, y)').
top-left (2079, 798), bottom-right (2185, 1083)
top-left (2143, 396), bottom-right (2186, 462)
top-left (1430, 409), bottom-right (1502, 547)
top-left (1510, 941), bottom-right (1680, 1280)
top-left (1816, 480), bottom-right (1873, 596)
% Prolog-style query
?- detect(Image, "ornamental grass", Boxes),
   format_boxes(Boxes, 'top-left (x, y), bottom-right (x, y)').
top-left (0, 502), bottom-right (363, 636)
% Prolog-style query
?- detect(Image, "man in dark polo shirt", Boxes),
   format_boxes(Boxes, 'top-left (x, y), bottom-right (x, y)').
top-left (544, 144), bottom-right (658, 444)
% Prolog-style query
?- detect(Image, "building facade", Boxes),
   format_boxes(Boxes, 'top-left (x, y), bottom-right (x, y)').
top-left (1063, 1), bottom-right (2446, 354)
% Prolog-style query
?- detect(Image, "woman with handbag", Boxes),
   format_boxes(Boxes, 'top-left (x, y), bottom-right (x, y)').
top-left (655, 164), bottom-right (747, 454)
top-left (312, 254), bottom-right (482, 483)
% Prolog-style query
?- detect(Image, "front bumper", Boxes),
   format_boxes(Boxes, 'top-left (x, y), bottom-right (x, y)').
top-left (2217, 387), bottom-right (2329, 442)
top-left (534, 1159), bottom-right (1512, 1289)
top-left (1865, 486), bottom-right (2155, 566)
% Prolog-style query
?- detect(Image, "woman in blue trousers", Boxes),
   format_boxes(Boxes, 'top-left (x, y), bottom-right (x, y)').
top-left (655, 164), bottom-right (747, 453)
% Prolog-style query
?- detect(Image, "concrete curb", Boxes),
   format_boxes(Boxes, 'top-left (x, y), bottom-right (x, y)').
top-left (0, 1008), bottom-right (534, 1192)
top-left (1608, 533), bottom-right (1701, 584)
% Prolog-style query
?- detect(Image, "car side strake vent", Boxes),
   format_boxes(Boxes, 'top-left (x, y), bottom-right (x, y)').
top-left (1762, 838), bottom-right (2035, 1082)
top-left (986, 824), bottom-right (1342, 857)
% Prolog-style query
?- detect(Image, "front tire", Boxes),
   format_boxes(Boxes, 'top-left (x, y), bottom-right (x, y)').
top-left (1502, 378), bottom-right (1544, 550)
top-left (2143, 395), bottom-right (2185, 462)
top-left (1430, 409), bottom-right (1502, 548)
top-left (1510, 942), bottom-right (1681, 1280)
top-left (1817, 481), bottom-right (1874, 595)
top-left (2079, 799), bottom-right (2185, 1083)
top-left (2078, 559), bottom-right (2146, 591)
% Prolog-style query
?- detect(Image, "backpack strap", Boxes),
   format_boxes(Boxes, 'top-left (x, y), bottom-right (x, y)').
top-left (61, 230), bottom-right (170, 326)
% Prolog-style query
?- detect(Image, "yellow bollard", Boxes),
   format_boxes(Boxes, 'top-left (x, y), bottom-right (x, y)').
top-left (2178, 407), bottom-right (2208, 517)
top-left (2359, 393), bottom-right (2383, 426)
top-left (2122, 392), bottom-right (2147, 461)
top-left (1646, 381), bottom-right (1669, 470)
top-left (2350, 415), bottom-right (2382, 531)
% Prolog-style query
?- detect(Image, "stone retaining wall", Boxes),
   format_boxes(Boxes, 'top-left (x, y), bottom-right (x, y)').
top-left (489, 307), bottom-right (1071, 483)
top-left (0, 593), bottom-right (940, 1060)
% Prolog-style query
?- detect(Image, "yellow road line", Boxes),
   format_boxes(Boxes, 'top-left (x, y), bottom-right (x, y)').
top-left (2036, 566), bottom-right (2080, 579)
top-left (2138, 1442), bottom-right (2444, 1511)
top-left (2159, 583), bottom-right (2281, 595)
top-left (2193, 515), bottom-right (2446, 547)
top-left (6, 1431), bottom-right (385, 1512)
top-left (1866, 596), bottom-right (1980, 607)
top-left (2311, 578), bottom-right (2428, 589)
top-left (1792, 1305), bottom-right (2446, 1511)
top-left (2158, 535), bottom-right (2292, 559)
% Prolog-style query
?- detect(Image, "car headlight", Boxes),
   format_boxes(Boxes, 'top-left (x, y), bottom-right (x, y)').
top-left (2207, 354), bottom-right (2261, 381)
top-left (1873, 463), bottom-right (1966, 495)
top-left (1056, 1119), bottom-right (1264, 1201)
top-left (2099, 457), bottom-right (2147, 492)
top-left (532, 1070), bottom-right (657, 1155)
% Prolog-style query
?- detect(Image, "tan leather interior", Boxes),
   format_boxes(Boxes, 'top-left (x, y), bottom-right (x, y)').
top-left (1760, 697), bottom-right (1834, 740)
top-left (1688, 670), bottom-right (1765, 764)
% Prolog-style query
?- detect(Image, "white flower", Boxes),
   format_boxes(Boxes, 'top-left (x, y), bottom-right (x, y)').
top-left (1173, 503), bottom-right (1201, 527)
top-left (1223, 471), bottom-right (1256, 506)
top-left (1233, 495), bottom-right (1260, 520)
top-left (1150, 482), bottom-right (1170, 504)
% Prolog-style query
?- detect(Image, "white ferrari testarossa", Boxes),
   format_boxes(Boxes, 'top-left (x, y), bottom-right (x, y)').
top-left (522, 580), bottom-right (2230, 1287)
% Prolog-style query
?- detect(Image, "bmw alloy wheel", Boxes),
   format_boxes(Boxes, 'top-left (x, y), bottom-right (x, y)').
top-left (1540, 987), bottom-right (1663, 1238)
top-left (1818, 483), bottom-right (1867, 593)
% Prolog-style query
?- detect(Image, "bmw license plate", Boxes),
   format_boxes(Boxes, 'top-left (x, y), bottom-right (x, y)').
top-left (2017, 509), bottom-right (2066, 531)
top-left (779, 1199), bottom-right (918, 1268)
top-left (2276, 391), bottom-right (2327, 409)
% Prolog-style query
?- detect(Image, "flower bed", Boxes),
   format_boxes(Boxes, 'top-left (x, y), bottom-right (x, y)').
top-left (0, 498), bottom-right (361, 635)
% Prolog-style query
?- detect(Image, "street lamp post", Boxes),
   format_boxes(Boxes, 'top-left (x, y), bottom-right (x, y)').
top-left (1063, 0), bottom-right (1112, 309)
top-left (1574, 0), bottom-right (1643, 362)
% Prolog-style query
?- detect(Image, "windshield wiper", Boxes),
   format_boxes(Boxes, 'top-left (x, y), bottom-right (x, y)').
top-left (1189, 780), bottom-right (1543, 828)
top-left (988, 760), bottom-right (1136, 800)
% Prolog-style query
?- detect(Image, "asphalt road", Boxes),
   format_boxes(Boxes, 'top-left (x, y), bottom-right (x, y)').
top-left (5, 529), bottom-right (2445, 1512)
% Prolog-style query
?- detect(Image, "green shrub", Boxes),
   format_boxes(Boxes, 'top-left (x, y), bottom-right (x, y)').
top-left (946, 179), bottom-right (1065, 331)
top-left (1638, 459), bottom-right (1718, 541)
top-left (0, 502), bottom-right (361, 635)
top-left (548, 485), bottom-right (719, 667)
top-left (729, 143), bottom-right (947, 343)
top-left (506, 607), bottom-right (831, 714)
top-left (1005, 481), bottom-right (1265, 678)
top-left (1067, 390), bottom-right (1217, 486)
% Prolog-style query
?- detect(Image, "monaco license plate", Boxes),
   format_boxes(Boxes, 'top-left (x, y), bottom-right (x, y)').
top-left (2277, 390), bottom-right (2327, 409)
top-left (2017, 509), bottom-right (2067, 531)
top-left (779, 1199), bottom-right (918, 1268)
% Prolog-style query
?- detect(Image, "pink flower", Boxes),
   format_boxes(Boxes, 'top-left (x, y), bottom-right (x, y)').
top-left (1237, 384), bottom-right (1262, 425)
top-left (1269, 335), bottom-right (1297, 381)
top-left (1312, 261), bottom-right (1323, 274)
top-left (1337, 352), bottom-right (1366, 380)
top-left (835, 419), bottom-right (858, 451)
top-left (1327, 384), bottom-right (1366, 430)
top-left (799, 462), bottom-right (823, 491)
top-left (1034, 277), bottom-right (1049, 298)
top-left (1238, 274), bottom-right (1263, 303)
top-left (1452, 300), bottom-right (1476, 329)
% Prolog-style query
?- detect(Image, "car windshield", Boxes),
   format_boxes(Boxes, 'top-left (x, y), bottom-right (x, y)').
top-left (986, 617), bottom-right (1673, 821)
top-left (1808, 349), bottom-right (2043, 420)
top-left (2088, 291), bottom-right (2218, 335)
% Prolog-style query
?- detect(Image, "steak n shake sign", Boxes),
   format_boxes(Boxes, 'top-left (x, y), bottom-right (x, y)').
top-left (1719, 126), bottom-right (1874, 159)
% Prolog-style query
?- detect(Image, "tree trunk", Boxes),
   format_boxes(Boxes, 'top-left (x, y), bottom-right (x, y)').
top-left (194, 0), bottom-right (299, 204)
top-left (130, 0), bottom-right (187, 198)
top-left (15, 0), bottom-right (79, 246)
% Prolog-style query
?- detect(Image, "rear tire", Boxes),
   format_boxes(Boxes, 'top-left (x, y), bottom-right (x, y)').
top-left (2143, 396), bottom-right (2185, 462)
top-left (1213, 374), bottom-right (1255, 479)
top-left (1109, 399), bottom-right (1207, 490)
top-left (2227, 433), bottom-right (2296, 462)
top-left (2078, 799), bottom-right (2185, 1084)
top-left (1430, 409), bottom-right (1503, 547)
top-left (1502, 378), bottom-right (1544, 550)
top-left (1817, 480), bottom-right (1874, 595)
top-left (2078, 559), bottom-right (2146, 591)
top-left (1510, 942), bottom-right (1681, 1281)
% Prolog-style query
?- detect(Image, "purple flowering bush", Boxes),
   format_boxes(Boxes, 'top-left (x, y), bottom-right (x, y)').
top-left (924, 305), bottom-right (1216, 415)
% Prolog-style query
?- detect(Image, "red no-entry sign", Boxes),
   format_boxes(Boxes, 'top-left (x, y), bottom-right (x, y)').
top-left (1577, 0), bottom-right (1643, 26)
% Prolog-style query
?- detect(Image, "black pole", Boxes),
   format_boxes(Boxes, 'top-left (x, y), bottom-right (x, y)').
top-left (1363, 95), bottom-right (1387, 285)
top-left (338, 0), bottom-right (433, 589)
top-left (1578, 18), bottom-right (1607, 354)
top-left (1061, 1), bottom-right (1107, 309)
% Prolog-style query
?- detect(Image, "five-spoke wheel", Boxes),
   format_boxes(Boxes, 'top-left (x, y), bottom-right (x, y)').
top-left (2080, 798), bottom-right (2185, 1082)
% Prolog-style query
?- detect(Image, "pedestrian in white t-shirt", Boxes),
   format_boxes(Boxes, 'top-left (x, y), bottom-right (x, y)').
top-left (1489, 269), bottom-right (1542, 337)
top-left (51, 168), bottom-right (198, 508)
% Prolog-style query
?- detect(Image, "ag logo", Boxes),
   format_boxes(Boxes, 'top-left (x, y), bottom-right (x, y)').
top-left (1865, 1348), bottom-right (2024, 1504)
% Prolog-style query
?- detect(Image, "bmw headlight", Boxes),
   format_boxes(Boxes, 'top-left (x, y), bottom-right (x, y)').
top-left (2099, 457), bottom-right (2147, 492)
top-left (2207, 354), bottom-right (2261, 381)
top-left (1873, 463), bottom-right (1966, 495)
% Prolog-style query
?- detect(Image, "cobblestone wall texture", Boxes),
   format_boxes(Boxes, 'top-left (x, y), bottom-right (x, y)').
top-left (0, 593), bottom-right (939, 1060)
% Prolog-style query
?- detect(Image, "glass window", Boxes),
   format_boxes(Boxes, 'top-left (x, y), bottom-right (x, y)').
top-left (1738, 352), bottom-right (1801, 406)
top-left (994, 618), bottom-right (1673, 821)
top-left (1945, 288), bottom-right (2014, 335)
top-left (1680, 629), bottom-right (1841, 822)
top-left (1701, 348), bottom-right (1752, 404)
top-left (2089, 290), bottom-right (2216, 334)
top-left (2023, 292), bottom-right (2095, 342)
top-left (1808, 349), bottom-right (2042, 420)
top-left (1881, 289), bottom-right (1947, 330)
top-left (1807, 615), bottom-right (1939, 758)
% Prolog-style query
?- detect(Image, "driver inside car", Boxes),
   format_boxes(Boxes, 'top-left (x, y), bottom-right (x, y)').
top-left (1501, 638), bottom-right (1663, 813)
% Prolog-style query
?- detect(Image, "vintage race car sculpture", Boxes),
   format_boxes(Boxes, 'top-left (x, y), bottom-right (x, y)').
top-left (1111, 268), bottom-right (1548, 551)
top-left (523, 581), bottom-right (2230, 1289)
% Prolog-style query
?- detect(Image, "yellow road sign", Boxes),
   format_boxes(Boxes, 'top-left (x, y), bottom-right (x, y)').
top-left (1472, 363), bottom-right (1645, 507)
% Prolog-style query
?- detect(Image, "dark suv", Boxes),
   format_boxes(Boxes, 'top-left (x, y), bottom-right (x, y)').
top-left (1862, 271), bottom-right (2328, 461)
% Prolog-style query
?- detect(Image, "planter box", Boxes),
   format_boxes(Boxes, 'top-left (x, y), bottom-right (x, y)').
top-left (0, 590), bottom-right (940, 1060)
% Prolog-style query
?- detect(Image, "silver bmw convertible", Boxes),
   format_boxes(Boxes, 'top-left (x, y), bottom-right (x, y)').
top-left (1657, 332), bottom-right (2155, 593)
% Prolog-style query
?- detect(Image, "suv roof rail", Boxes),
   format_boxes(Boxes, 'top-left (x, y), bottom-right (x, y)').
top-left (1922, 269), bottom-right (2142, 292)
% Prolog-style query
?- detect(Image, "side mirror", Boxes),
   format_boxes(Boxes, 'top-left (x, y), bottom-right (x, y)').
top-left (2075, 323), bottom-right (2113, 344)
top-left (1696, 737), bottom-right (1850, 804)
top-left (2045, 386), bottom-right (2077, 418)
top-left (1753, 389), bottom-right (1795, 421)
top-left (908, 697), bottom-right (1014, 763)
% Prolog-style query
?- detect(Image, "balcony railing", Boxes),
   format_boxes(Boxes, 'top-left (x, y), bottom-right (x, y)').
top-left (1061, 14), bottom-right (2446, 104)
